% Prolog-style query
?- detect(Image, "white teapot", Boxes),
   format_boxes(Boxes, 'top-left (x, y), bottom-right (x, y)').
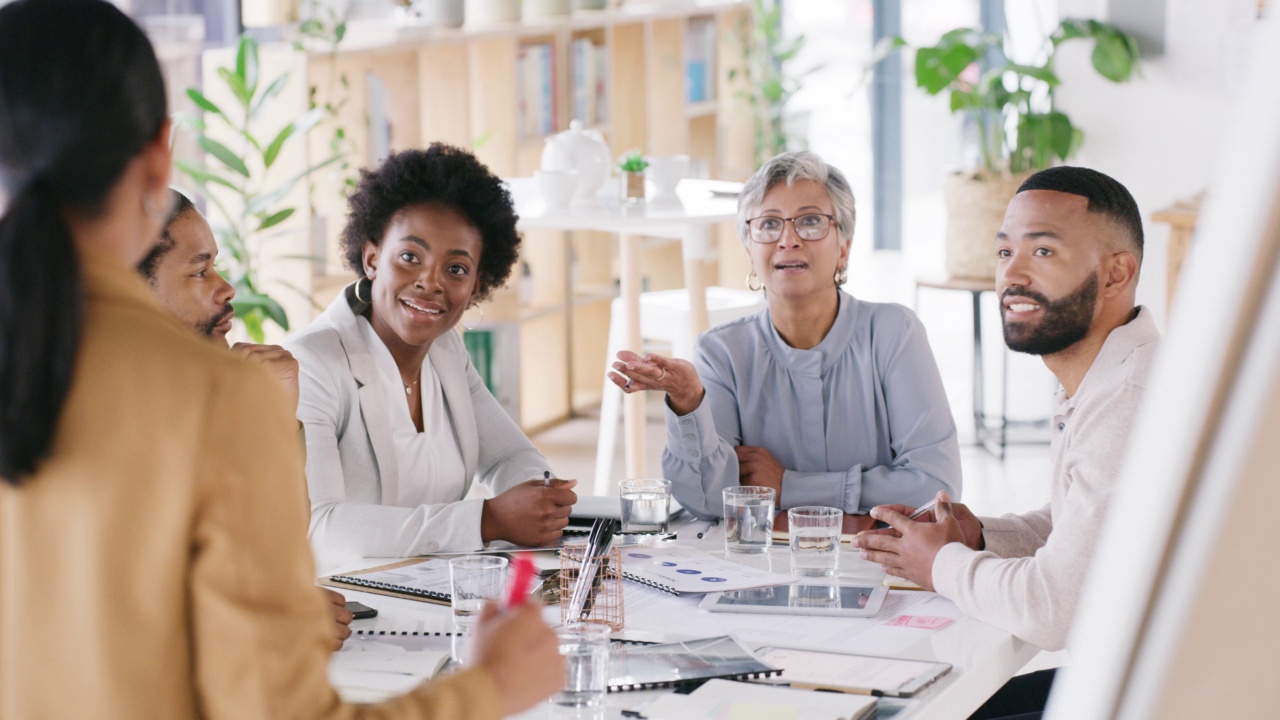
top-left (541, 120), bottom-right (612, 200)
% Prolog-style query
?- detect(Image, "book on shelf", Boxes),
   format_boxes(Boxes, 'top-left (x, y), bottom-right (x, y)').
top-left (517, 42), bottom-right (557, 139)
top-left (571, 37), bottom-right (608, 126)
top-left (462, 323), bottom-right (521, 423)
top-left (685, 16), bottom-right (717, 104)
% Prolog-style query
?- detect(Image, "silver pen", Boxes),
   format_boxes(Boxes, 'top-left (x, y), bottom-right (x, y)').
top-left (907, 498), bottom-right (938, 521)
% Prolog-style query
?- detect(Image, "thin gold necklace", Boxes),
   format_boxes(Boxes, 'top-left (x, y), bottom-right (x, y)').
top-left (404, 378), bottom-right (420, 395)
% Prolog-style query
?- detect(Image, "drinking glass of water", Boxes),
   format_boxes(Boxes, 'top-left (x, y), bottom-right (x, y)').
top-left (619, 478), bottom-right (672, 534)
top-left (722, 486), bottom-right (775, 554)
top-left (552, 622), bottom-right (611, 708)
top-left (788, 506), bottom-right (842, 576)
top-left (448, 555), bottom-right (508, 664)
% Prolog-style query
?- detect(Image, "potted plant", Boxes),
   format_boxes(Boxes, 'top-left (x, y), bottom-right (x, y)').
top-left (176, 36), bottom-right (341, 341)
top-left (876, 19), bottom-right (1139, 280)
top-left (618, 151), bottom-right (649, 203)
top-left (731, 0), bottom-right (817, 166)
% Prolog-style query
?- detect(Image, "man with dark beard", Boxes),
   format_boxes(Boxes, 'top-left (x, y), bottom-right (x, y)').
top-left (138, 190), bottom-right (302, 410)
top-left (138, 190), bottom-right (354, 649)
top-left (855, 167), bottom-right (1161, 719)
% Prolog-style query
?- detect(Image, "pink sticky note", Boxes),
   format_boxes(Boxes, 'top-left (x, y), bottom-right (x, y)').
top-left (887, 615), bottom-right (953, 630)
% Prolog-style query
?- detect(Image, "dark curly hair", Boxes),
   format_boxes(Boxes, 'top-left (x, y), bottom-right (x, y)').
top-left (340, 144), bottom-right (521, 303)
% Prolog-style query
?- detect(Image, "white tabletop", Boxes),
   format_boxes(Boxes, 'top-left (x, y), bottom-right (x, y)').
top-left (327, 515), bottom-right (1037, 719)
top-left (507, 178), bottom-right (741, 237)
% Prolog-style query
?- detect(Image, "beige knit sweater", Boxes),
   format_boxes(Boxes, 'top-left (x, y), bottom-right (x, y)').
top-left (931, 307), bottom-right (1161, 650)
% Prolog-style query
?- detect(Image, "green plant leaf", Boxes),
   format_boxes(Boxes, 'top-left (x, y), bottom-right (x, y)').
top-left (915, 43), bottom-right (979, 95)
top-left (1091, 33), bottom-right (1135, 82)
top-left (186, 88), bottom-right (226, 118)
top-left (239, 308), bottom-right (266, 343)
top-left (258, 207), bottom-right (296, 231)
top-left (263, 107), bottom-right (324, 168)
top-left (175, 160), bottom-right (240, 192)
top-left (234, 292), bottom-right (289, 331)
top-left (1047, 111), bottom-right (1075, 159)
top-left (1004, 62), bottom-right (1060, 86)
top-left (250, 73), bottom-right (289, 120)
top-left (237, 35), bottom-right (259, 97)
top-left (198, 136), bottom-right (250, 178)
top-left (263, 124), bottom-right (295, 169)
top-left (335, 21), bottom-right (347, 43)
top-left (217, 67), bottom-right (251, 108)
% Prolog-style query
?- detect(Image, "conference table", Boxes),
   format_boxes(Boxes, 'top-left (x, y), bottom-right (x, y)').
top-left (506, 178), bottom-right (741, 479)
top-left (326, 514), bottom-right (1040, 719)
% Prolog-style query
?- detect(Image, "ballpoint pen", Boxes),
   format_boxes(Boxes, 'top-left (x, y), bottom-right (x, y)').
top-left (543, 470), bottom-right (552, 487)
top-left (694, 517), bottom-right (721, 539)
top-left (907, 498), bottom-right (938, 521)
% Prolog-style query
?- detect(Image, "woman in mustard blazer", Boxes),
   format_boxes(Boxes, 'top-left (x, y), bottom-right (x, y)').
top-left (0, 2), bottom-right (560, 718)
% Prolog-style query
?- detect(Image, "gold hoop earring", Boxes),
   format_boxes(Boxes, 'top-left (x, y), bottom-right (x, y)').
top-left (354, 276), bottom-right (372, 304)
top-left (461, 303), bottom-right (485, 332)
top-left (835, 265), bottom-right (848, 286)
top-left (746, 270), bottom-right (763, 292)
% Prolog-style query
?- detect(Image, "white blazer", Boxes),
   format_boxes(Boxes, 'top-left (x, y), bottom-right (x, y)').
top-left (286, 285), bottom-right (550, 562)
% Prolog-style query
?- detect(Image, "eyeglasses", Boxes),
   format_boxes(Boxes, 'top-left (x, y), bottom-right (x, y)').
top-left (745, 213), bottom-right (836, 244)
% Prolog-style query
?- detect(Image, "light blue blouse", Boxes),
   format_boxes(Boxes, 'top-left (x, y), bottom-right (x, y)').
top-left (663, 291), bottom-right (962, 519)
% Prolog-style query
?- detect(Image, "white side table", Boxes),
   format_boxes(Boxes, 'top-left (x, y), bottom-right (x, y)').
top-left (508, 178), bottom-right (741, 479)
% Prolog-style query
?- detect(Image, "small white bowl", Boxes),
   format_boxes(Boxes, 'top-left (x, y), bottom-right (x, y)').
top-left (535, 168), bottom-right (578, 208)
top-left (645, 154), bottom-right (690, 197)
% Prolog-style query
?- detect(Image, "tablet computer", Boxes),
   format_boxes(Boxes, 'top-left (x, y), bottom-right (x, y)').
top-left (753, 646), bottom-right (951, 698)
top-left (698, 582), bottom-right (888, 617)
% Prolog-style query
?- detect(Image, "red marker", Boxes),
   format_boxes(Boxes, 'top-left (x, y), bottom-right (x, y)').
top-left (504, 554), bottom-right (537, 610)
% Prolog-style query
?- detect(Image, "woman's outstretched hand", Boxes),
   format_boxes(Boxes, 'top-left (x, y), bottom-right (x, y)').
top-left (607, 350), bottom-right (704, 416)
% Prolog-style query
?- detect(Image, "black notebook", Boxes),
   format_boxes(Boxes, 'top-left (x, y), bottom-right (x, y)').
top-left (607, 635), bottom-right (780, 692)
top-left (322, 558), bottom-right (453, 606)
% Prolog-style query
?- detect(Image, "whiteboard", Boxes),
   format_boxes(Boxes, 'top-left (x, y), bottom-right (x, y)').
top-left (1045, 8), bottom-right (1280, 719)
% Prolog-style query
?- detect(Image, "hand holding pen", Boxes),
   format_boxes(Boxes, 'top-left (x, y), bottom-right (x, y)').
top-left (480, 473), bottom-right (578, 547)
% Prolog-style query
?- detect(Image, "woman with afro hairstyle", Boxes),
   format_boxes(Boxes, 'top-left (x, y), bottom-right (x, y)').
top-left (287, 144), bottom-right (578, 566)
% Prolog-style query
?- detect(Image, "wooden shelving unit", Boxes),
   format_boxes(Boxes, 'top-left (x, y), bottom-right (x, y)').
top-left (204, 0), bottom-right (752, 432)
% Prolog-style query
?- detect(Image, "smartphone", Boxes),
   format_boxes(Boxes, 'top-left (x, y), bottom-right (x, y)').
top-left (344, 601), bottom-right (378, 620)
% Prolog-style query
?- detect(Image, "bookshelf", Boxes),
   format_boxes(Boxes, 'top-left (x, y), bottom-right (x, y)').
top-left (203, 0), bottom-right (752, 433)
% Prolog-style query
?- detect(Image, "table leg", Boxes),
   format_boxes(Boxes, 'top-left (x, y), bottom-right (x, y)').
top-left (682, 226), bottom-right (710, 340)
top-left (972, 290), bottom-right (986, 443)
top-left (620, 232), bottom-right (646, 478)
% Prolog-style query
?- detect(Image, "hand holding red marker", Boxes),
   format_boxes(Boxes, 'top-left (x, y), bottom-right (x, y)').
top-left (504, 553), bottom-right (538, 610)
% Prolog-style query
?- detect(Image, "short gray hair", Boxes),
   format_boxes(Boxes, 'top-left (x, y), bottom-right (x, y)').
top-left (737, 151), bottom-right (856, 247)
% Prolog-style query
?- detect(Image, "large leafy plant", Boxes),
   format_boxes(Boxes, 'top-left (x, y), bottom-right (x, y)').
top-left (731, 0), bottom-right (816, 166)
top-left (877, 19), bottom-right (1139, 176)
top-left (177, 36), bottom-right (339, 341)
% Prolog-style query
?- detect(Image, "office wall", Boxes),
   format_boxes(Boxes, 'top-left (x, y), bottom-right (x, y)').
top-left (1053, 0), bottom-right (1260, 328)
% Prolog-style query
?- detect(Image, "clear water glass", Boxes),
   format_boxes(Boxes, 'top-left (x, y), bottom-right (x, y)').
top-left (788, 506), bottom-right (842, 576)
top-left (552, 622), bottom-right (612, 708)
top-left (722, 486), bottom-right (775, 554)
top-left (448, 555), bottom-right (508, 664)
top-left (619, 478), bottom-right (672, 534)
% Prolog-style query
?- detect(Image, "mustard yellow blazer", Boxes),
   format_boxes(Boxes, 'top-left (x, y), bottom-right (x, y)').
top-left (0, 249), bottom-right (501, 719)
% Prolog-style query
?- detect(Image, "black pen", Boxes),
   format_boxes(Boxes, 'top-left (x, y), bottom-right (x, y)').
top-left (695, 517), bottom-right (721, 539)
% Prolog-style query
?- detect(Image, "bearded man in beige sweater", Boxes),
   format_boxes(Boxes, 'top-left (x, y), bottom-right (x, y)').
top-left (855, 167), bottom-right (1161, 719)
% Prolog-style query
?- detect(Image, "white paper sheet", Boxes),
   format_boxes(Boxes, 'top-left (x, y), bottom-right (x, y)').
top-left (643, 679), bottom-right (876, 720)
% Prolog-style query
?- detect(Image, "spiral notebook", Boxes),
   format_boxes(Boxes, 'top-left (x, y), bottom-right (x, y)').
top-left (616, 546), bottom-right (796, 595)
top-left (321, 558), bottom-right (453, 606)
top-left (607, 635), bottom-right (780, 692)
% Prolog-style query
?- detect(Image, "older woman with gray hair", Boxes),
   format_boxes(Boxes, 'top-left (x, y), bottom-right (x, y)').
top-left (608, 151), bottom-right (961, 519)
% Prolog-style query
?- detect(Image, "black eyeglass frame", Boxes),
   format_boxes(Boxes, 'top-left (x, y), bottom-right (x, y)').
top-left (745, 213), bottom-right (837, 244)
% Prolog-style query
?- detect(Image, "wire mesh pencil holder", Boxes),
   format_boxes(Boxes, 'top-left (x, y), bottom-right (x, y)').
top-left (559, 546), bottom-right (624, 631)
